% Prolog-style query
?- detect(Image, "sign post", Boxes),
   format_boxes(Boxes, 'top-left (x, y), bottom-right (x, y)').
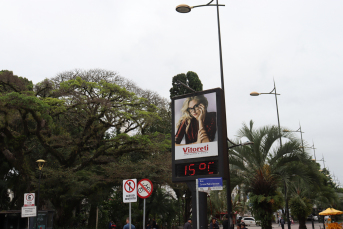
top-left (22, 193), bottom-right (36, 219)
top-left (24, 193), bottom-right (35, 207)
top-left (123, 179), bottom-right (137, 229)
top-left (137, 179), bottom-right (154, 229)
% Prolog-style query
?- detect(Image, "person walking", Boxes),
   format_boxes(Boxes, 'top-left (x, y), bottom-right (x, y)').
top-left (152, 219), bottom-right (157, 229)
top-left (210, 218), bottom-right (219, 229)
top-left (223, 215), bottom-right (229, 229)
top-left (240, 223), bottom-right (247, 229)
top-left (280, 217), bottom-right (285, 229)
top-left (184, 218), bottom-right (192, 229)
top-left (123, 218), bottom-right (136, 229)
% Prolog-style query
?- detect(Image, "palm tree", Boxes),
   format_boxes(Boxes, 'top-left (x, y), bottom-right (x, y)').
top-left (288, 162), bottom-right (337, 229)
top-left (229, 121), bottom-right (308, 229)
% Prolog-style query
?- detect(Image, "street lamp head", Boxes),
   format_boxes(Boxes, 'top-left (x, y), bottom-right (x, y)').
top-left (250, 91), bottom-right (260, 96)
top-left (283, 129), bottom-right (290, 132)
top-left (36, 159), bottom-right (46, 171)
top-left (176, 4), bottom-right (192, 13)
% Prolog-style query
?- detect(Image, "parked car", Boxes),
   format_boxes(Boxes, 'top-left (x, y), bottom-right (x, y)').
top-left (307, 215), bottom-right (319, 221)
top-left (241, 217), bottom-right (256, 226)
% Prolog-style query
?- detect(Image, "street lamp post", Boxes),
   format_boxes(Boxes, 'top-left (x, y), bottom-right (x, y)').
top-left (176, 1), bottom-right (233, 228)
top-left (176, 0), bottom-right (225, 90)
top-left (250, 80), bottom-right (291, 229)
top-left (36, 159), bottom-right (46, 229)
top-left (284, 124), bottom-right (305, 152)
top-left (250, 79), bottom-right (282, 146)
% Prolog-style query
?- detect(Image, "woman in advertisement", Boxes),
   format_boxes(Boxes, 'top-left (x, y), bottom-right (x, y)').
top-left (175, 94), bottom-right (216, 146)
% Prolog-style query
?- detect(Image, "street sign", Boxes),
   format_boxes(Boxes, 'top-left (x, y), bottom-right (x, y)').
top-left (198, 177), bottom-right (223, 191)
top-left (21, 206), bottom-right (36, 217)
top-left (137, 179), bottom-right (153, 199)
top-left (24, 193), bottom-right (35, 207)
top-left (123, 179), bottom-right (137, 203)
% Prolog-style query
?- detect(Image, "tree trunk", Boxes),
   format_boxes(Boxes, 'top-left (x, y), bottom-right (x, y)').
top-left (298, 217), bottom-right (307, 229)
top-left (88, 204), bottom-right (97, 228)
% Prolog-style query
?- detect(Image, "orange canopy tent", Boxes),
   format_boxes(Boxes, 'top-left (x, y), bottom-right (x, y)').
top-left (319, 208), bottom-right (343, 216)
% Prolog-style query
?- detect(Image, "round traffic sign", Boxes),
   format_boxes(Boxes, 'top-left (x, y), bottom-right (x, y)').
top-left (26, 193), bottom-right (34, 201)
top-left (137, 179), bottom-right (153, 199)
top-left (124, 180), bottom-right (136, 193)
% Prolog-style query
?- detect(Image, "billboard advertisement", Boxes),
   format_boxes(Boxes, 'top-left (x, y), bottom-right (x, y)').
top-left (172, 88), bottom-right (228, 182)
top-left (174, 92), bottom-right (218, 160)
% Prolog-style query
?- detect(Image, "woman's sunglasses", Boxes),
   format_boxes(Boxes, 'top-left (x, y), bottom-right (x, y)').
top-left (187, 104), bottom-right (200, 113)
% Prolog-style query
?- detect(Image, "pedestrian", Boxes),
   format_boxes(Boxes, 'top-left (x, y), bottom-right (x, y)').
top-left (153, 219), bottom-right (157, 229)
top-left (123, 218), bottom-right (136, 229)
top-left (223, 214), bottom-right (229, 229)
top-left (280, 217), bottom-right (285, 229)
top-left (240, 223), bottom-right (247, 229)
top-left (278, 215), bottom-right (281, 226)
top-left (184, 218), bottom-right (192, 229)
top-left (147, 223), bottom-right (151, 229)
top-left (111, 222), bottom-right (117, 229)
top-left (109, 221), bottom-right (113, 229)
top-left (210, 217), bottom-right (219, 229)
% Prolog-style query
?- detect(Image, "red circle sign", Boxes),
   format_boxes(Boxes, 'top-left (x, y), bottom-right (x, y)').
top-left (124, 180), bottom-right (136, 193)
top-left (137, 179), bottom-right (153, 199)
top-left (26, 194), bottom-right (34, 201)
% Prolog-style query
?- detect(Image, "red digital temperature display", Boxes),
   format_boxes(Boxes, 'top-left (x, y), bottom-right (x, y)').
top-left (175, 160), bottom-right (219, 177)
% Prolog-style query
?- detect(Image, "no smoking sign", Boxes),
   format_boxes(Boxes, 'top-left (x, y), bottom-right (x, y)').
top-left (123, 179), bottom-right (137, 203)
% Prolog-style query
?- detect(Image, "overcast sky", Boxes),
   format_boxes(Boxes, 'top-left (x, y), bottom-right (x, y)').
top-left (1, 0), bottom-right (343, 184)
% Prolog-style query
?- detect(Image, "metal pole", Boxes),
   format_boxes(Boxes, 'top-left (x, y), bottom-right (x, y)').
top-left (273, 79), bottom-right (282, 146)
top-left (96, 206), bottom-right (99, 229)
top-left (313, 142), bottom-right (316, 161)
top-left (36, 170), bottom-right (42, 229)
top-left (196, 179), bottom-right (199, 229)
top-left (273, 80), bottom-right (290, 229)
top-left (129, 202), bottom-right (132, 229)
top-left (143, 199), bottom-right (146, 229)
top-left (299, 124), bottom-right (304, 152)
top-left (216, 0), bottom-right (225, 91)
top-left (215, 1), bottom-right (232, 227)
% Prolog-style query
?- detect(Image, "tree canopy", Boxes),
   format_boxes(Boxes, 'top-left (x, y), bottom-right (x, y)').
top-left (169, 71), bottom-right (203, 98)
top-left (0, 69), bottom-right (172, 226)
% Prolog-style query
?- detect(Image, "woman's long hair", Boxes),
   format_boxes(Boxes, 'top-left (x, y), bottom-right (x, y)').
top-left (176, 95), bottom-right (208, 133)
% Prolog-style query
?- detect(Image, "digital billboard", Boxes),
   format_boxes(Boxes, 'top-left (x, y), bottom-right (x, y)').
top-left (172, 88), bottom-right (228, 182)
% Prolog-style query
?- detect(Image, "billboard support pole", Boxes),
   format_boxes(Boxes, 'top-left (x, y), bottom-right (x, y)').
top-left (196, 179), bottom-right (199, 229)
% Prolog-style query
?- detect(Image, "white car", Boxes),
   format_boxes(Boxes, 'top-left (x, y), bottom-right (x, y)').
top-left (241, 217), bottom-right (256, 226)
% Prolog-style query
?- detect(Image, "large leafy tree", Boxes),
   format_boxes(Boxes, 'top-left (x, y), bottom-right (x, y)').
top-left (229, 121), bottom-right (308, 229)
top-left (0, 69), bottom-right (171, 226)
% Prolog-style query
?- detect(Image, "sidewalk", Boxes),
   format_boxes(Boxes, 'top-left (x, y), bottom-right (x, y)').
top-left (248, 222), bottom-right (324, 229)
